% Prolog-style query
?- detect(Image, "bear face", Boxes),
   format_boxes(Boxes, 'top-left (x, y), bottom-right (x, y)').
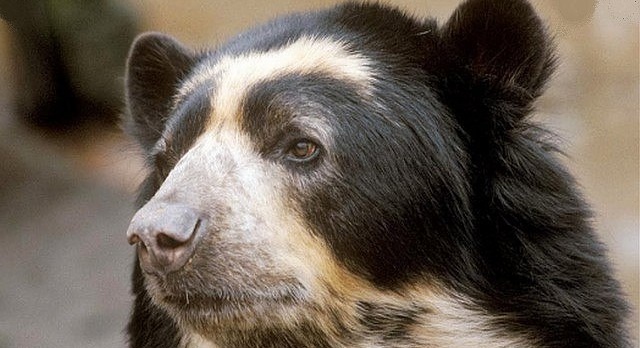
top-left (127, 31), bottom-right (469, 342)
top-left (124, 1), bottom-right (629, 347)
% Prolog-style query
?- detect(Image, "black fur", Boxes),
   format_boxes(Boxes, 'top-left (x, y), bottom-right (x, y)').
top-left (124, 1), bottom-right (630, 347)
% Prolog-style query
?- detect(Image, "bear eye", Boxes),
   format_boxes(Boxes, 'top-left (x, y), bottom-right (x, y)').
top-left (286, 140), bottom-right (319, 162)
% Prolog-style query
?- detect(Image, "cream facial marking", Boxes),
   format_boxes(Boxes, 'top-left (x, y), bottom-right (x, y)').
top-left (178, 36), bottom-right (375, 128)
top-left (408, 291), bottom-right (537, 348)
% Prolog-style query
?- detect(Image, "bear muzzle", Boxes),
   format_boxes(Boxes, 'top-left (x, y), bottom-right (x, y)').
top-left (127, 202), bottom-right (206, 276)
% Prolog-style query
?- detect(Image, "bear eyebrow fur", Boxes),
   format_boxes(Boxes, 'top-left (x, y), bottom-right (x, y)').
top-left (240, 72), bottom-right (364, 157)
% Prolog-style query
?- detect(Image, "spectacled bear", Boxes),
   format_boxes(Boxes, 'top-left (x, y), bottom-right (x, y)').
top-left (123, 0), bottom-right (630, 347)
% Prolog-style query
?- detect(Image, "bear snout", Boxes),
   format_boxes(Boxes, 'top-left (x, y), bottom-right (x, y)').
top-left (127, 202), bottom-right (206, 276)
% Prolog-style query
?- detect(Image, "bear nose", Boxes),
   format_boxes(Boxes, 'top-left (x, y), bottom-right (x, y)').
top-left (126, 202), bottom-right (204, 276)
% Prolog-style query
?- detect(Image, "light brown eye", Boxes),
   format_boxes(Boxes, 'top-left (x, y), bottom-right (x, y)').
top-left (287, 140), bottom-right (319, 162)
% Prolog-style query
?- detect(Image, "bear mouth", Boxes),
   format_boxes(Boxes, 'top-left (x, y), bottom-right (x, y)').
top-left (158, 289), bottom-right (306, 328)
top-left (160, 291), bottom-right (301, 311)
top-left (146, 273), bottom-right (307, 319)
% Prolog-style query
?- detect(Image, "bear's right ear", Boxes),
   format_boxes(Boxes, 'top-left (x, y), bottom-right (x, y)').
top-left (125, 32), bottom-right (196, 152)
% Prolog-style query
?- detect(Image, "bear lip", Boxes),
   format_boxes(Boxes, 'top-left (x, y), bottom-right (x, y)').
top-left (156, 287), bottom-right (306, 325)
top-left (161, 291), bottom-right (302, 309)
top-left (147, 275), bottom-right (307, 316)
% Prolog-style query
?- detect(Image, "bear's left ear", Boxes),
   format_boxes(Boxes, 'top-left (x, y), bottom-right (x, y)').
top-left (441, 0), bottom-right (555, 114)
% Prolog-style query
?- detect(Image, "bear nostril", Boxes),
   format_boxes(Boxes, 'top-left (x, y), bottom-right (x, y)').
top-left (128, 234), bottom-right (141, 246)
top-left (156, 232), bottom-right (187, 249)
top-left (156, 218), bottom-right (201, 249)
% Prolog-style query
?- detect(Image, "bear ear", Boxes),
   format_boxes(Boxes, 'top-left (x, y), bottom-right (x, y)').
top-left (125, 32), bottom-right (196, 152)
top-left (441, 0), bottom-right (555, 111)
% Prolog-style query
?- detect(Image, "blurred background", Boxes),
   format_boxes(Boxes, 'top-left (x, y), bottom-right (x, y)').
top-left (0, 0), bottom-right (637, 347)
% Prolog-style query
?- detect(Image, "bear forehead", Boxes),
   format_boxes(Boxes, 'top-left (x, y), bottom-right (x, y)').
top-left (178, 36), bottom-right (376, 131)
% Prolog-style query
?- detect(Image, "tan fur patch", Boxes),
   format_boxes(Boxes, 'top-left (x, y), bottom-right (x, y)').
top-left (408, 289), bottom-right (537, 348)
